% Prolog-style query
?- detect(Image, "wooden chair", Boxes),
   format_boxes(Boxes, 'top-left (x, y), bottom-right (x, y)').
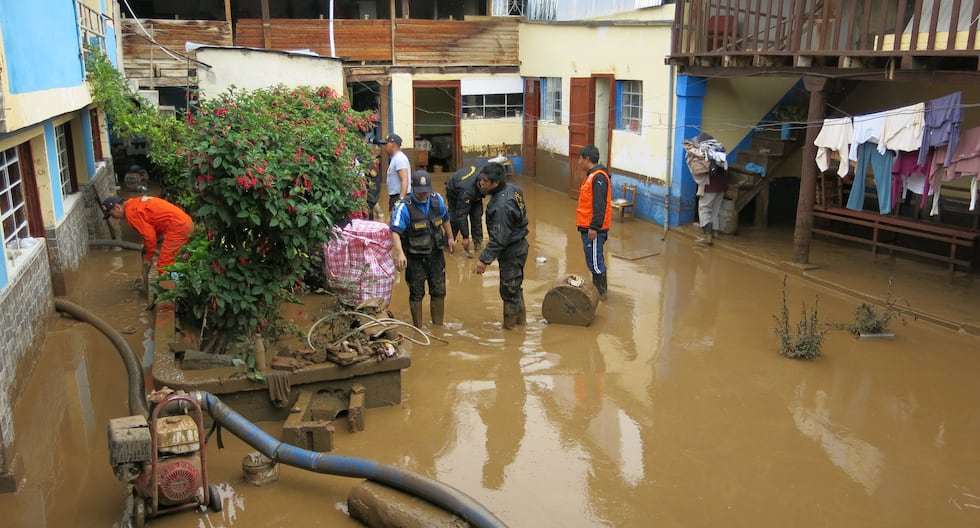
top-left (611, 183), bottom-right (637, 221)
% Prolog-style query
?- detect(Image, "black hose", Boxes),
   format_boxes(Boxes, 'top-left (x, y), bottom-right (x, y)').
top-left (194, 391), bottom-right (509, 528)
top-left (89, 239), bottom-right (143, 250)
top-left (53, 298), bottom-right (148, 418)
top-left (55, 298), bottom-right (506, 526)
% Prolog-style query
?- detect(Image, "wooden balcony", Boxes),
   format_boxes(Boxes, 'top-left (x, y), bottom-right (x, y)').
top-left (120, 16), bottom-right (519, 89)
top-left (668, 0), bottom-right (980, 78)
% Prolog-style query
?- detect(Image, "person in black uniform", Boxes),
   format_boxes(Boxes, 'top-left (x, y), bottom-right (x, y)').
top-left (391, 170), bottom-right (456, 327)
top-left (472, 163), bottom-right (529, 330)
top-left (445, 161), bottom-right (487, 257)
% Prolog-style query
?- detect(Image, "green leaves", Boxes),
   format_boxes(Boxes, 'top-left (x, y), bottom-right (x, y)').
top-left (157, 84), bottom-right (375, 354)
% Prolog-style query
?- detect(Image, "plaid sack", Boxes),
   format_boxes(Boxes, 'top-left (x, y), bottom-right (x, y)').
top-left (323, 219), bottom-right (395, 306)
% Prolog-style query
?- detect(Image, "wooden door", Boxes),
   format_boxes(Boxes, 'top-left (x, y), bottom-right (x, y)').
top-left (568, 77), bottom-right (595, 198)
top-left (522, 78), bottom-right (540, 179)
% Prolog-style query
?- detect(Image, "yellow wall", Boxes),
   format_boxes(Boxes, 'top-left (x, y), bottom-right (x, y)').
top-left (519, 7), bottom-right (676, 180)
top-left (702, 77), bottom-right (801, 151)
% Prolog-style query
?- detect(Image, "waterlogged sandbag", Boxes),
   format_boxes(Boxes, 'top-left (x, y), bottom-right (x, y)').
top-left (324, 219), bottom-right (395, 306)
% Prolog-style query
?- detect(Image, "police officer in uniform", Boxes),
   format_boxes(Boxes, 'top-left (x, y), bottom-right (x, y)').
top-left (445, 161), bottom-right (487, 256)
top-left (391, 170), bottom-right (456, 327)
top-left (473, 163), bottom-right (530, 329)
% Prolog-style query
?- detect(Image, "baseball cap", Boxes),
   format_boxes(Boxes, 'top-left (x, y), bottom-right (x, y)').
top-left (101, 196), bottom-right (124, 219)
top-left (376, 133), bottom-right (403, 146)
top-left (411, 170), bottom-right (433, 193)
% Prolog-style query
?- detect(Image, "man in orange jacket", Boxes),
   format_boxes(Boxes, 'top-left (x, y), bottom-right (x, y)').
top-left (102, 195), bottom-right (194, 276)
top-left (576, 144), bottom-right (612, 301)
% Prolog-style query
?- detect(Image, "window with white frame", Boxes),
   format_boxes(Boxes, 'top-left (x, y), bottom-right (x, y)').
top-left (543, 77), bottom-right (562, 124)
top-left (55, 123), bottom-right (75, 199)
top-left (1, 147), bottom-right (30, 251)
top-left (617, 80), bottom-right (643, 133)
top-left (462, 93), bottom-right (525, 119)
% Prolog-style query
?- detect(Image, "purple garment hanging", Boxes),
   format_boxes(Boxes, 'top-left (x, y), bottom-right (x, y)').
top-left (918, 92), bottom-right (962, 168)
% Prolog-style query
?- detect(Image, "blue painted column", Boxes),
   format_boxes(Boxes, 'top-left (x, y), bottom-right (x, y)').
top-left (669, 75), bottom-right (706, 227)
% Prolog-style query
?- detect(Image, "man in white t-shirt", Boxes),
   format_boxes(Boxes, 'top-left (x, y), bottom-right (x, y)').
top-left (378, 133), bottom-right (411, 212)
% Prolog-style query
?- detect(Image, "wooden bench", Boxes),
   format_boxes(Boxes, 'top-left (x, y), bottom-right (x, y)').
top-left (813, 205), bottom-right (979, 272)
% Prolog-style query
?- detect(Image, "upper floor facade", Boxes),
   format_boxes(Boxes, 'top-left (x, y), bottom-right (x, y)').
top-left (668, 0), bottom-right (980, 81)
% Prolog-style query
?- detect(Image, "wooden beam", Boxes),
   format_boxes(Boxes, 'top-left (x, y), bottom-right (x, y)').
top-left (261, 0), bottom-right (271, 48)
top-left (792, 76), bottom-right (828, 265)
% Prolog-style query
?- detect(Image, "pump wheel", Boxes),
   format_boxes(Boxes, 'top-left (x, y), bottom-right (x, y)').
top-left (131, 494), bottom-right (146, 528)
top-left (208, 483), bottom-right (223, 513)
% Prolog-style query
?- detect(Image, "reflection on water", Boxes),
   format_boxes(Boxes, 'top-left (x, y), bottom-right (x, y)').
top-left (4, 177), bottom-right (980, 527)
top-left (790, 381), bottom-right (883, 494)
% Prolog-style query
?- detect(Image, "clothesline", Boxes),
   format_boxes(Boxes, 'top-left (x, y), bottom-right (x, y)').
top-left (812, 91), bottom-right (979, 216)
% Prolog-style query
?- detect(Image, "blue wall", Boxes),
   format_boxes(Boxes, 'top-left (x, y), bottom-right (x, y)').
top-left (0, 0), bottom-right (86, 93)
top-left (670, 75), bottom-right (708, 227)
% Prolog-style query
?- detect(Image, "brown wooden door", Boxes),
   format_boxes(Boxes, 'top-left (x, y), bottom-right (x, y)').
top-left (18, 142), bottom-right (45, 238)
top-left (522, 78), bottom-right (540, 179)
top-left (568, 77), bottom-right (595, 198)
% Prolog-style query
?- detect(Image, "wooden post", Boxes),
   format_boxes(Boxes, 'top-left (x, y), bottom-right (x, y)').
top-left (389, 0), bottom-right (397, 64)
top-left (260, 0), bottom-right (271, 49)
top-left (791, 76), bottom-right (827, 265)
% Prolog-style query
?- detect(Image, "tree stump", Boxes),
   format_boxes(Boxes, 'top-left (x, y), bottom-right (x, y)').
top-left (541, 274), bottom-right (599, 327)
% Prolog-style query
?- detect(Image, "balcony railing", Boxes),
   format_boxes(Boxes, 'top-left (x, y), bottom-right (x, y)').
top-left (669, 0), bottom-right (980, 67)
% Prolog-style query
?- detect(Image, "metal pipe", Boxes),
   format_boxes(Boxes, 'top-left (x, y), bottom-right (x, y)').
top-left (662, 64), bottom-right (676, 241)
top-left (89, 239), bottom-right (144, 250)
top-left (53, 298), bottom-right (148, 418)
top-left (194, 390), bottom-right (509, 528)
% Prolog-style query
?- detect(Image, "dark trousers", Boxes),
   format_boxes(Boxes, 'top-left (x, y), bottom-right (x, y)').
top-left (450, 200), bottom-right (484, 244)
top-left (497, 238), bottom-right (528, 306)
top-left (405, 251), bottom-right (447, 302)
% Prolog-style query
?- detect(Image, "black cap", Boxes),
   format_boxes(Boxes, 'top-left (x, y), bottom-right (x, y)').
top-left (376, 133), bottom-right (403, 146)
top-left (411, 170), bottom-right (433, 193)
top-left (101, 196), bottom-right (124, 220)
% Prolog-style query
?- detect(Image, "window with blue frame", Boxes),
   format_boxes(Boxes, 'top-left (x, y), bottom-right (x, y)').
top-left (616, 80), bottom-right (643, 133)
top-left (542, 77), bottom-right (562, 124)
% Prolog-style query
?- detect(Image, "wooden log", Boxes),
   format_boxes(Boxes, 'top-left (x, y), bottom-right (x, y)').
top-left (541, 274), bottom-right (599, 327)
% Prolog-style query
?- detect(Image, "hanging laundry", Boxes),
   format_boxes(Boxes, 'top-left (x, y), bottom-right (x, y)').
top-left (814, 116), bottom-right (853, 177)
top-left (918, 92), bottom-right (962, 168)
top-left (848, 109), bottom-right (889, 161)
top-left (846, 142), bottom-right (896, 215)
top-left (881, 102), bottom-right (925, 153)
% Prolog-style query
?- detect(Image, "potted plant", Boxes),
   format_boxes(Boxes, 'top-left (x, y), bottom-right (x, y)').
top-left (774, 105), bottom-right (808, 140)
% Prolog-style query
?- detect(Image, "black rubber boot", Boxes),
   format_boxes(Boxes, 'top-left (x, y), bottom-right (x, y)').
top-left (409, 301), bottom-right (424, 328)
top-left (430, 297), bottom-right (445, 326)
top-left (595, 273), bottom-right (608, 301)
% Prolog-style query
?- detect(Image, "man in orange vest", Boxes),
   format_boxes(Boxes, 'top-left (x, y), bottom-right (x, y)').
top-left (102, 195), bottom-right (194, 277)
top-left (576, 144), bottom-right (612, 301)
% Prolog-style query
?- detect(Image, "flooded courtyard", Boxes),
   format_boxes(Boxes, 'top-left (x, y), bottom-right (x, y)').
top-left (2, 176), bottom-right (980, 527)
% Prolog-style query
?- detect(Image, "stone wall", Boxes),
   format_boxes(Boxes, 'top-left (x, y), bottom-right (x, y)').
top-left (0, 242), bottom-right (54, 491)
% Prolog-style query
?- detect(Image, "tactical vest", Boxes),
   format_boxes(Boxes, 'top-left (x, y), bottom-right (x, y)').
top-left (404, 195), bottom-right (447, 256)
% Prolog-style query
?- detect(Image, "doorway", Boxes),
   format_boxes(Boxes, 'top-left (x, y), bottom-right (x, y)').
top-left (567, 75), bottom-right (613, 199)
top-left (413, 82), bottom-right (459, 173)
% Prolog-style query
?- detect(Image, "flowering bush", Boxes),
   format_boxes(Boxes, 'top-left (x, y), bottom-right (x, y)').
top-left (161, 85), bottom-right (376, 353)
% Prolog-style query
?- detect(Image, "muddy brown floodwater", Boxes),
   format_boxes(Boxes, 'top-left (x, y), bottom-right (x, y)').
top-left (2, 175), bottom-right (980, 527)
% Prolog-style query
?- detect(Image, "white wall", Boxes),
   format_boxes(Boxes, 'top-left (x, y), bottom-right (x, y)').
top-left (196, 47), bottom-right (345, 97)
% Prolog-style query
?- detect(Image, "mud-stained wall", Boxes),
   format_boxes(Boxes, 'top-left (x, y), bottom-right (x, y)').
top-left (0, 242), bottom-right (54, 492)
top-left (45, 161), bottom-right (112, 296)
top-left (534, 149), bottom-right (569, 193)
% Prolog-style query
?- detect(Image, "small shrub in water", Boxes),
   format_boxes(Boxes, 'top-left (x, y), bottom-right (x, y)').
top-left (774, 276), bottom-right (825, 360)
